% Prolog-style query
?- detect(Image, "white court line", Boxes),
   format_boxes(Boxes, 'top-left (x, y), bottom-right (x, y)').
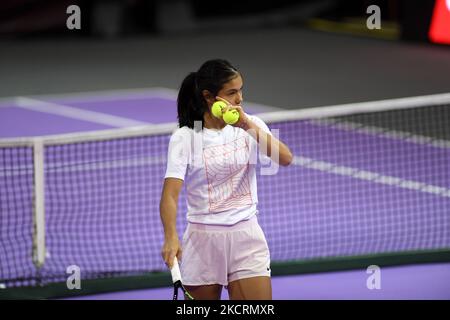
top-left (2, 154), bottom-right (449, 200)
top-left (0, 156), bottom-right (164, 178)
top-left (293, 156), bottom-right (450, 199)
top-left (0, 100), bottom-right (18, 108)
top-left (310, 118), bottom-right (450, 149)
top-left (257, 92), bottom-right (450, 122)
top-left (23, 87), bottom-right (179, 103)
top-left (1, 87), bottom-right (282, 113)
top-left (0, 87), bottom-right (177, 104)
top-left (38, 87), bottom-right (282, 113)
top-left (15, 97), bottom-right (150, 128)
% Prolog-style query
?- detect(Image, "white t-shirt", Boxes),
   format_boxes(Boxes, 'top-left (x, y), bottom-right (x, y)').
top-left (164, 114), bottom-right (272, 225)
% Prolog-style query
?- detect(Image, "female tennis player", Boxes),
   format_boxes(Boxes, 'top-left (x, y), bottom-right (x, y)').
top-left (160, 59), bottom-right (293, 300)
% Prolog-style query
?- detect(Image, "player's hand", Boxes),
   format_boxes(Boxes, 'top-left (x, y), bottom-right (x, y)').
top-left (215, 96), bottom-right (249, 129)
top-left (161, 236), bottom-right (182, 269)
top-left (227, 105), bottom-right (249, 129)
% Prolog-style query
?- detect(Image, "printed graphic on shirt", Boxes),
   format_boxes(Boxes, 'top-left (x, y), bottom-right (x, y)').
top-left (203, 136), bottom-right (253, 212)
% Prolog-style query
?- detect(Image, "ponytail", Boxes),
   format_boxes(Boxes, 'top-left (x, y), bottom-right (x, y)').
top-left (177, 72), bottom-right (206, 128)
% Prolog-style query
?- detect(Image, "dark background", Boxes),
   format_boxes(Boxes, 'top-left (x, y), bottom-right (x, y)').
top-left (1, 0), bottom-right (449, 109)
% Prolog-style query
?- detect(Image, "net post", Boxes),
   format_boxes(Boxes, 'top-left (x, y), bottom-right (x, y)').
top-left (32, 138), bottom-right (46, 269)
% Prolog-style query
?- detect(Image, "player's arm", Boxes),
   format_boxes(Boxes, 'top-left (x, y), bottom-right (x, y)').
top-left (248, 120), bottom-right (293, 166)
top-left (160, 177), bottom-right (184, 269)
top-left (232, 107), bottom-right (293, 166)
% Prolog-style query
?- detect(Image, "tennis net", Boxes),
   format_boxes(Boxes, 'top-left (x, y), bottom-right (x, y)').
top-left (1, 93), bottom-right (449, 288)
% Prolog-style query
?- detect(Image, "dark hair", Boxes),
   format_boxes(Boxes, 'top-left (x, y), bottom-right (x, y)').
top-left (177, 59), bottom-right (240, 129)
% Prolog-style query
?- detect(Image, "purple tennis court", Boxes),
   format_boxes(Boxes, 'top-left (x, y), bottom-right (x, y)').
top-left (1, 89), bottom-right (449, 300)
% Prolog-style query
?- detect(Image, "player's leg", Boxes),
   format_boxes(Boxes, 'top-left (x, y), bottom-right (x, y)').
top-left (184, 284), bottom-right (223, 300)
top-left (227, 276), bottom-right (272, 300)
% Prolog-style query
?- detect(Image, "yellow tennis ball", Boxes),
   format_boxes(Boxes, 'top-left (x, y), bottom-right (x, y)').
top-left (223, 109), bottom-right (240, 125)
top-left (211, 101), bottom-right (227, 118)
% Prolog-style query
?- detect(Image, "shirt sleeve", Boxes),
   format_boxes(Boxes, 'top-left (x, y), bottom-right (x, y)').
top-left (164, 128), bottom-right (191, 181)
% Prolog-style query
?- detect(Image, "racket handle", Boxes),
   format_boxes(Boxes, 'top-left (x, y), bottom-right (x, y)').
top-left (170, 257), bottom-right (182, 283)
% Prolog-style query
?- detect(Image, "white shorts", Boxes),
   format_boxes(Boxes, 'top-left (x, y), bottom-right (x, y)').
top-left (180, 216), bottom-right (271, 286)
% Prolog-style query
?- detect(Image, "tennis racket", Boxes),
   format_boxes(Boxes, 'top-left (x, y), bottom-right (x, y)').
top-left (171, 257), bottom-right (194, 300)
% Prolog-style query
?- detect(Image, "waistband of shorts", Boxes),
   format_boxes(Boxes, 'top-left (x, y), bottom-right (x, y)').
top-left (186, 215), bottom-right (258, 232)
